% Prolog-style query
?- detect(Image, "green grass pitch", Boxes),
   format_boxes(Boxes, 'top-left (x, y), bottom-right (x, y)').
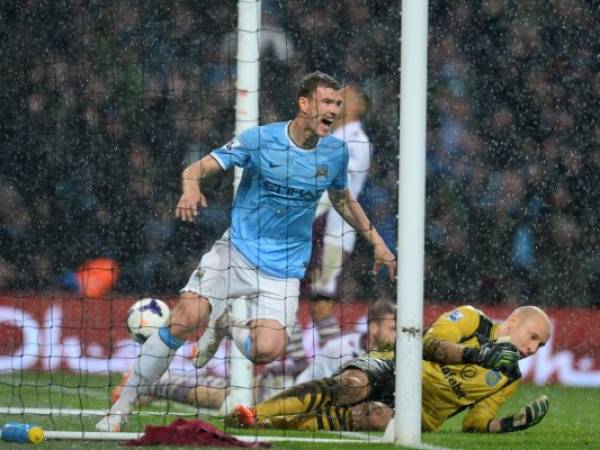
top-left (0, 372), bottom-right (598, 449)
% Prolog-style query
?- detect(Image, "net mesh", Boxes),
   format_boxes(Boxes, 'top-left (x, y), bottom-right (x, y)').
top-left (4, 0), bottom-right (596, 443)
top-left (0, 0), bottom-right (398, 440)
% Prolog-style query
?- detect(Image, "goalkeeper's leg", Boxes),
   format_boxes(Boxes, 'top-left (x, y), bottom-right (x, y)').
top-left (254, 378), bottom-right (347, 421)
top-left (233, 401), bottom-right (390, 432)
top-left (96, 293), bottom-right (209, 432)
top-left (257, 371), bottom-right (369, 419)
top-left (291, 401), bottom-right (391, 432)
top-left (276, 405), bottom-right (354, 431)
top-left (226, 371), bottom-right (370, 428)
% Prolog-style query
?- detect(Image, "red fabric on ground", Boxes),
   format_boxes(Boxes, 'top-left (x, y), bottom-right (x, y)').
top-left (125, 418), bottom-right (270, 448)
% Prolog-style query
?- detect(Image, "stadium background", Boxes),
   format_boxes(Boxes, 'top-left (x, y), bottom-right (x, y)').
top-left (0, 1), bottom-right (599, 371)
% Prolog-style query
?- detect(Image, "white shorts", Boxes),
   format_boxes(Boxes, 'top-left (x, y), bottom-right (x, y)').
top-left (182, 230), bottom-right (299, 334)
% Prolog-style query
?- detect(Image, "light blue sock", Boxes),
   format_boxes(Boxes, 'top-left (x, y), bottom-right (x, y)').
top-left (231, 325), bottom-right (253, 361)
top-left (243, 335), bottom-right (254, 361)
top-left (158, 326), bottom-right (185, 350)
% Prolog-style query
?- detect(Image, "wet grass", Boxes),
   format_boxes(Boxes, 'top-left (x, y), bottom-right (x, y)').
top-left (0, 372), bottom-right (598, 449)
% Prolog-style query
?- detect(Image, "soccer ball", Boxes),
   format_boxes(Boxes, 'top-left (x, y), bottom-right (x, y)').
top-left (126, 298), bottom-right (170, 344)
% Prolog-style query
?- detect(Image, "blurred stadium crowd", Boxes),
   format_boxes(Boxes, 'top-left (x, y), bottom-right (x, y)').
top-left (1, 0), bottom-right (598, 307)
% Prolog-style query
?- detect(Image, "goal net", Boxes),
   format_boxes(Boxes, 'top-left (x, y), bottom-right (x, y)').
top-left (0, 0), bottom-right (401, 445)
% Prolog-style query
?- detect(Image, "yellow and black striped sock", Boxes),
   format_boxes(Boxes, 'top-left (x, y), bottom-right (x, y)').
top-left (255, 379), bottom-right (339, 423)
top-left (317, 405), bottom-right (354, 431)
top-left (291, 406), bottom-right (353, 431)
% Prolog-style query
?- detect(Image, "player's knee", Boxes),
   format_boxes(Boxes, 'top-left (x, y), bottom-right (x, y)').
top-left (251, 338), bottom-right (285, 363)
top-left (169, 293), bottom-right (210, 339)
top-left (250, 321), bottom-right (286, 363)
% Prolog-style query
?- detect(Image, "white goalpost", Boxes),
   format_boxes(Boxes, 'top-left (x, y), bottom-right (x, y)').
top-left (0, 1), bottom-right (431, 446)
top-left (386, 0), bottom-right (429, 446)
top-left (226, 1), bottom-right (431, 445)
top-left (221, 0), bottom-right (261, 414)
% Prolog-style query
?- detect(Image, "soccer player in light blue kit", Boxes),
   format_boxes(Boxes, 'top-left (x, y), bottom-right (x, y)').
top-left (96, 72), bottom-right (396, 432)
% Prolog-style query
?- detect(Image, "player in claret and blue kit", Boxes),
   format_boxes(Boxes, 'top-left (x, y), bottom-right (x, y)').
top-left (96, 71), bottom-right (396, 432)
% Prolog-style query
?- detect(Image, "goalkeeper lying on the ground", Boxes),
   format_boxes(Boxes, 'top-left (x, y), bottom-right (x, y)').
top-left (226, 305), bottom-right (551, 433)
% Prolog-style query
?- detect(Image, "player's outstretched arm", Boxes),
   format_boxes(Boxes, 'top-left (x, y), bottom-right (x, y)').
top-left (488, 395), bottom-right (549, 433)
top-left (176, 155), bottom-right (223, 222)
top-left (328, 188), bottom-right (396, 281)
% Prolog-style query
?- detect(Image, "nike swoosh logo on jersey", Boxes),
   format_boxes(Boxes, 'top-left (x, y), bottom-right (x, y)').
top-left (268, 162), bottom-right (281, 168)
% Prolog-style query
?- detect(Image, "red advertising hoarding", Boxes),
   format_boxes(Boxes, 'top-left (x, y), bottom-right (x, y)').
top-left (0, 294), bottom-right (599, 386)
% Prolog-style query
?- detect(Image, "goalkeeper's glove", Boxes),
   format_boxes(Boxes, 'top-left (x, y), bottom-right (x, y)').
top-left (462, 341), bottom-right (519, 372)
top-left (499, 395), bottom-right (549, 432)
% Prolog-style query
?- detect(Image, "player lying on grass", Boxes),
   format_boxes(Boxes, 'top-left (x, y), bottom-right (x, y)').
top-left (226, 305), bottom-right (551, 433)
top-left (111, 300), bottom-right (396, 409)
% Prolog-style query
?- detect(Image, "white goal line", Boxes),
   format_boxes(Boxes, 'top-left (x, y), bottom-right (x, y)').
top-left (38, 431), bottom-right (384, 444)
top-left (0, 409), bottom-right (384, 445)
top-left (4, 429), bottom-right (453, 448)
top-left (0, 407), bottom-right (388, 444)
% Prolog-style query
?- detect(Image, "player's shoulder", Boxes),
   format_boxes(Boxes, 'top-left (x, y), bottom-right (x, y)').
top-left (342, 121), bottom-right (369, 143)
top-left (237, 122), bottom-right (284, 141)
top-left (441, 305), bottom-right (488, 327)
top-left (445, 305), bottom-right (482, 318)
top-left (319, 135), bottom-right (348, 166)
top-left (258, 121), bottom-right (288, 138)
top-left (320, 133), bottom-right (346, 150)
top-left (238, 122), bottom-right (286, 149)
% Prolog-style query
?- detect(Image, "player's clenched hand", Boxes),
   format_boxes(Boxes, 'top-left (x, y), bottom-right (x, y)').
top-left (499, 395), bottom-right (549, 432)
top-left (176, 191), bottom-right (207, 222)
top-left (372, 242), bottom-right (396, 282)
top-left (462, 341), bottom-right (519, 372)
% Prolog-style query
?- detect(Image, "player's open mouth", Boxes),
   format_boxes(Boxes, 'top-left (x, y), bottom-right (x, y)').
top-left (321, 118), bottom-right (333, 128)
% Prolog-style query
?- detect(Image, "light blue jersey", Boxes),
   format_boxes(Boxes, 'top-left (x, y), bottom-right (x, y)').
top-left (211, 121), bottom-right (349, 278)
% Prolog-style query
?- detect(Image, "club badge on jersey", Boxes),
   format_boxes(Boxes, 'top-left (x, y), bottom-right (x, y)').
top-left (316, 164), bottom-right (329, 177)
top-left (447, 310), bottom-right (464, 322)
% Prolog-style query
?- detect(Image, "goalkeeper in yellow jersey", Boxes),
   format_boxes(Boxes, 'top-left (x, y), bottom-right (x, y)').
top-left (226, 305), bottom-right (551, 434)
